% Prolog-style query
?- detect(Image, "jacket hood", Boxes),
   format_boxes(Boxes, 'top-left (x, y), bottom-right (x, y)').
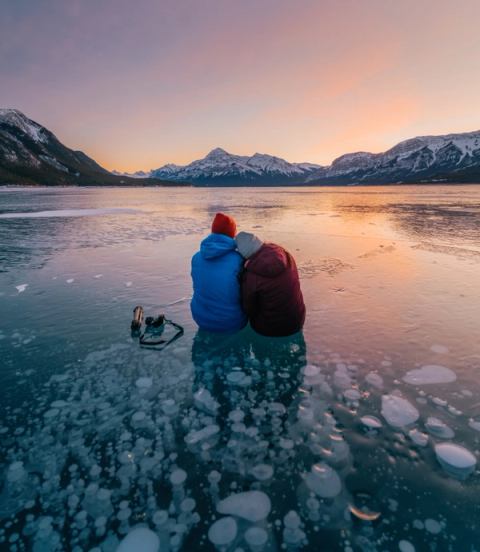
top-left (200, 233), bottom-right (238, 259)
top-left (246, 243), bottom-right (289, 277)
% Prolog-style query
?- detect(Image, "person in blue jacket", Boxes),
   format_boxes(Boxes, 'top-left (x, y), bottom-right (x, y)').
top-left (191, 213), bottom-right (247, 333)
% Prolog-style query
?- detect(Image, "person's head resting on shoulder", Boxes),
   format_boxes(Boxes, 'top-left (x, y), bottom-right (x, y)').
top-left (236, 231), bottom-right (263, 259)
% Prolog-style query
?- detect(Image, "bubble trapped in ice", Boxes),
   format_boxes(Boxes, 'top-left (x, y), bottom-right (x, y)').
top-left (381, 394), bottom-right (419, 427)
top-left (434, 443), bottom-right (477, 480)
top-left (403, 365), bottom-right (456, 385)
top-left (217, 491), bottom-right (271, 522)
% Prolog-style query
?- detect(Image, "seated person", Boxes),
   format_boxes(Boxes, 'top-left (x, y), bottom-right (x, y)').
top-left (190, 213), bottom-right (247, 333)
top-left (236, 231), bottom-right (305, 337)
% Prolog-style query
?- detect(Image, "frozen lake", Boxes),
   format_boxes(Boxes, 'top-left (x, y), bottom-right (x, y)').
top-left (0, 185), bottom-right (479, 551)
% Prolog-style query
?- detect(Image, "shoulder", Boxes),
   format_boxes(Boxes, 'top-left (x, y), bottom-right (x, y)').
top-left (225, 251), bottom-right (244, 272)
top-left (225, 249), bottom-right (243, 261)
top-left (191, 251), bottom-right (202, 265)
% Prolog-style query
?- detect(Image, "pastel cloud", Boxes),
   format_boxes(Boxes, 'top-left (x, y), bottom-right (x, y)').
top-left (1, 0), bottom-right (479, 171)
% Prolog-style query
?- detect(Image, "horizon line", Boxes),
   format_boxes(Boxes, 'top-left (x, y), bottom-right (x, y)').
top-left (2, 107), bottom-right (480, 173)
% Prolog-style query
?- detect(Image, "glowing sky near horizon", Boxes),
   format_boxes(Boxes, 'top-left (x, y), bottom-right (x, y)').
top-left (1, 0), bottom-right (480, 172)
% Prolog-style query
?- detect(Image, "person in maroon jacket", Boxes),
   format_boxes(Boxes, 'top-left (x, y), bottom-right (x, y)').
top-left (236, 232), bottom-right (306, 337)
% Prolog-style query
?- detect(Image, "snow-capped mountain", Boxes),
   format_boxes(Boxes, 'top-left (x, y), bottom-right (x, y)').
top-left (2, 108), bottom-right (479, 186)
top-left (0, 109), bottom-right (184, 186)
top-left (306, 131), bottom-right (480, 185)
top-left (149, 148), bottom-right (323, 185)
top-left (146, 131), bottom-right (480, 186)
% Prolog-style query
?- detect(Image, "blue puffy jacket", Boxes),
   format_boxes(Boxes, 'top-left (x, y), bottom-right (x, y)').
top-left (191, 233), bottom-right (247, 333)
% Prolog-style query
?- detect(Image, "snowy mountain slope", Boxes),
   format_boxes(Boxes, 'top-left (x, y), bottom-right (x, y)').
top-left (0, 109), bottom-right (187, 186)
top-left (3, 108), bottom-right (479, 186)
top-left (306, 130), bottom-right (480, 185)
top-left (149, 147), bottom-right (322, 185)
top-left (0, 108), bottom-right (49, 144)
top-left (145, 130), bottom-right (480, 186)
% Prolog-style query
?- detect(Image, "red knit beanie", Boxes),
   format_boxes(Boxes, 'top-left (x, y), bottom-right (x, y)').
top-left (211, 212), bottom-right (237, 238)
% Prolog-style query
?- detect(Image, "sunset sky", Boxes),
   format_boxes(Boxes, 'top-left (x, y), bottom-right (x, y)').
top-left (1, 0), bottom-right (480, 172)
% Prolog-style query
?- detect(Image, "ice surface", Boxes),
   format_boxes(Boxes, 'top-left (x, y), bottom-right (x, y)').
top-left (403, 365), bottom-right (456, 385)
top-left (0, 208), bottom-right (141, 219)
top-left (2, 187), bottom-right (480, 549)
top-left (217, 491), bottom-right (271, 522)
top-left (116, 527), bottom-right (160, 551)
top-left (381, 395), bottom-right (419, 427)
top-left (434, 443), bottom-right (476, 479)
top-left (430, 344), bottom-right (449, 354)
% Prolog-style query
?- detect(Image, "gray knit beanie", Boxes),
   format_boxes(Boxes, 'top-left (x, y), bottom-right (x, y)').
top-left (236, 231), bottom-right (263, 259)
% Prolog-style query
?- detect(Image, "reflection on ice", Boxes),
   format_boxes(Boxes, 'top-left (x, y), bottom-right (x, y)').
top-left (0, 208), bottom-right (142, 219)
top-left (1, 186), bottom-right (480, 549)
top-left (0, 325), bottom-right (478, 549)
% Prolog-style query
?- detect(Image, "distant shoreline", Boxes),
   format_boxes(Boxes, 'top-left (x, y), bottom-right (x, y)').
top-left (1, 182), bottom-right (480, 190)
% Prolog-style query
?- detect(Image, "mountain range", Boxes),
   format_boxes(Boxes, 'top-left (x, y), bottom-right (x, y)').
top-left (0, 109), bottom-right (185, 187)
top-left (137, 133), bottom-right (480, 186)
top-left (1, 109), bottom-right (480, 186)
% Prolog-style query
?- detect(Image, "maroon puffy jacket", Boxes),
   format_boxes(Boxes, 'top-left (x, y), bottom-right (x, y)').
top-left (240, 243), bottom-right (306, 337)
